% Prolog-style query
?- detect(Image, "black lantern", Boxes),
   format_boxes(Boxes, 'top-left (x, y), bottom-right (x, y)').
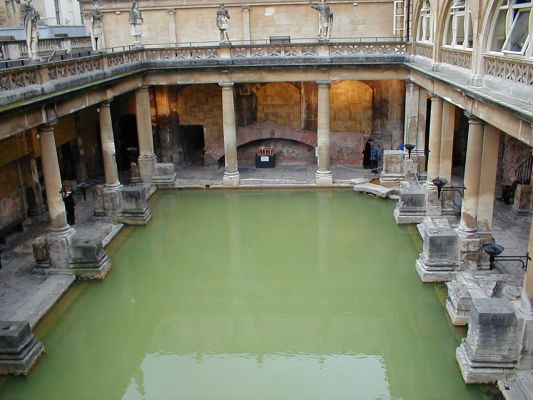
top-left (404, 143), bottom-right (415, 159)
top-left (432, 176), bottom-right (465, 199)
top-left (483, 243), bottom-right (530, 271)
top-left (77, 181), bottom-right (91, 201)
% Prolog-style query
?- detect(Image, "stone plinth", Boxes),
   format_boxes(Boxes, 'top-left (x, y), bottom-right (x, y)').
top-left (68, 235), bottom-right (112, 280)
top-left (512, 184), bottom-right (531, 216)
top-left (393, 182), bottom-right (426, 224)
top-left (379, 150), bottom-right (405, 188)
top-left (152, 163), bottom-right (177, 188)
top-left (0, 321), bottom-right (44, 376)
top-left (456, 230), bottom-right (484, 269)
top-left (456, 298), bottom-right (518, 384)
top-left (93, 185), bottom-right (121, 217)
top-left (118, 185), bottom-right (152, 225)
top-left (415, 220), bottom-right (458, 282)
top-left (445, 271), bottom-right (521, 326)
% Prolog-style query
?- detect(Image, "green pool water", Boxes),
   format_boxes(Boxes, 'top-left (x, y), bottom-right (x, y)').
top-left (0, 190), bottom-right (499, 400)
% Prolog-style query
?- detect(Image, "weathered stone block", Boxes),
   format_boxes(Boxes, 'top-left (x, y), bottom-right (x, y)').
top-left (456, 231), bottom-right (483, 269)
top-left (68, 235), bottom-right (111, 280)
top-left (118, 185), bottom-right (152, 225)
top-left (93, 185), bottom-right (121, 217)
top-left (379, 150), bottom-right (405, 188)
top-left (393, 182), bottom-right (426, 224)
top-left (415, 224), bottom-right (458, 282)
top-left (0, 321), bottom-right (44, 376)
top-left (456, 298), bottom-right (519, 384)
top-left (32, 236), bottom-right (48, 264)
top-left (152, 163), bottom-right (176, 188)
top-left (512, 184), bottom-right (531, 216)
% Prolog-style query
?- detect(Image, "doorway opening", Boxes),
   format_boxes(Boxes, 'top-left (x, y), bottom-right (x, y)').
top-left (182, 125), bottom-right (205, 165)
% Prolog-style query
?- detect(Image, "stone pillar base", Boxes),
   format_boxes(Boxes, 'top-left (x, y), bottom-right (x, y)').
top-left (512, 184), bottom-right (531, 216)
top-left (0, 321), bottom-right (44, 376)
top-left (68, 235), bottom-right (112, 280)
top-left (223, 171), bottom-right (240, 187)
top-left (46, 227), bottom-right (76, 269)
top-left (425, 185), bottom-right (442, 216)
top-left (415, 219), bottom-right (458, 282)
top-left (93, 184), bottom-right (122, 217)
top-left (415, 258), bottom-right (455, 282)
top-left (118, 185), bottom-right (152, 225)
top-left (393, 183), bottom-right (426, 224)
top-left (456, 298), bottom-right (518, 384)
top-left (315, 170), bottom-right (333, 186)
top-left (138, 154), bottom-right (157, 184)
top-left (153, 163), bottom-right (177, 188)
top-left (456, 344), bottom-right (515, 384)
top-left (379, 150), bottom-right (405, 188)
top-left (456, 228), bottom-right (484, 269)
top-left (445, 273), bottom-right (472, 325)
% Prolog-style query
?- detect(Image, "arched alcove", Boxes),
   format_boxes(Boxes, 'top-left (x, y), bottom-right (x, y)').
top-left (257, 83), bottom-right (301, 129)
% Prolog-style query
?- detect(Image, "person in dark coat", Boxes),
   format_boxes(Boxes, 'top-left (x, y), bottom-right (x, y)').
top-left (362, 138), bottom-right (373, 169)
top-left (62, 184), bottom-right (76, 226)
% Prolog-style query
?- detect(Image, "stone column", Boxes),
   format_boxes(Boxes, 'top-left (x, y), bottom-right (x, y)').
top-left (135, 86), bottom-right (157, 184)
top-left (425, 95), bottom-right (443, 216)
top-left (439, 100), bottom-right (455, 182)
top-left (457, 114), bottom-right (484, 235)
top-left (168, 9), bottom-right (177, 45)
top-left (520, 218), bottom-right (533, 315)
top-left (99, 101), bottom-right (121, 190)
top-left (316, 80), bottom-right (333, 185)
top-left (426, 95), bottom-right (443, 182)
top-left (220, 82), bottom-right (240, 186)
top-left (404, 80), bottom-right (419, 147)
top-left (39, 125), bottom-right (70, 234)
top-left (477, 125), bottom-right (500, 232)
top-left (416, 88), bottom-right (428, 171)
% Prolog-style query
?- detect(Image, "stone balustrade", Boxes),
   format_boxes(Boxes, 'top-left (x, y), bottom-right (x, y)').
top-left (440, 47), bottom-right (472, 70)
top-left (0, 37), bottom-right (92, 62)
top-left (0, 39), bottom-right (409, 106)
top-left (484, 54), bottom-right (533, 87)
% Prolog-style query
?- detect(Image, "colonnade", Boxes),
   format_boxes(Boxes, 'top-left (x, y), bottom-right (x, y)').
top-left (405, 80), bottom-right (533, 315)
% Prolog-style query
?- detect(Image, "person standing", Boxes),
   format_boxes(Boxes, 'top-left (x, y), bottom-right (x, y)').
top-left (362, 138), bottom-right (372, 169)
top-left (62, 184), bottom-right (76, 226)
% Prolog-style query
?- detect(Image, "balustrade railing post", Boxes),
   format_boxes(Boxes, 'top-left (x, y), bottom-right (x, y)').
top-left (37, 64), bottom-right (49, 85)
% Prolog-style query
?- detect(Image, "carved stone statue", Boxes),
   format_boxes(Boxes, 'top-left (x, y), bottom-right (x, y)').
top-left (216, 3), bottom-right (230, 44)
top-left (310, 0), bottom-right (333, 41)
top-left (90, 0), bottom-right (103, 51)
top-left (129, 0), bottom-right (143, 47)
top-left (21, 0), bottom-right (40, 61)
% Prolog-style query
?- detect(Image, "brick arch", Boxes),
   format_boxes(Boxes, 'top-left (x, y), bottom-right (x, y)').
top-left (204, 121), bottom-right (316, 163)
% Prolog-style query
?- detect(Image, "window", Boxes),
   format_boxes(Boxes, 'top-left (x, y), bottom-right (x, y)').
top-left (416, 0), bottom-right (433, 43)
top-left (443, 0), bottom-right (473, 49)
top-left (489, 0), bottom-right (532, 57)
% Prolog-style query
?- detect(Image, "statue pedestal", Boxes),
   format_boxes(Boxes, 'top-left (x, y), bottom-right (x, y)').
top-left (456, 298), bottom-right (518, 384)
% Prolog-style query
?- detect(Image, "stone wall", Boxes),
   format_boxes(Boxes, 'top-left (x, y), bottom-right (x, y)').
top-left (257, 83), bottom-right (301, 129)
top-left (0, 163), bottom-right (24, 234)
top-left (330, 80), bottom-right (372, 133)
top-left (177, 84), bottom-right (223, 144)
top-left (92, 1), bottom-right (395, 48)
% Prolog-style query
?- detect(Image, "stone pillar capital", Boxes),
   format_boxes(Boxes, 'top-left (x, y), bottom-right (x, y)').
top-left (464, 112), bottom-right (483, 125)
top-left (137, 85), bottom-right (150, 93)
top-left (167, 8), bottom-right (176, 15)
top-left (241, 5), bottom-right (250, 10)
top-left (316, 80), bottom-right (332, 87)
top-left (219, 82), bottom-right (234, 89)
top-left (38, 124), bottom-right (56, 135)
top-left (405, 80), bottom-right (415, 87)
top-left (100, 99), bottom-right (112, 108)
top-left (430, 94), bottom-right (442, 103)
